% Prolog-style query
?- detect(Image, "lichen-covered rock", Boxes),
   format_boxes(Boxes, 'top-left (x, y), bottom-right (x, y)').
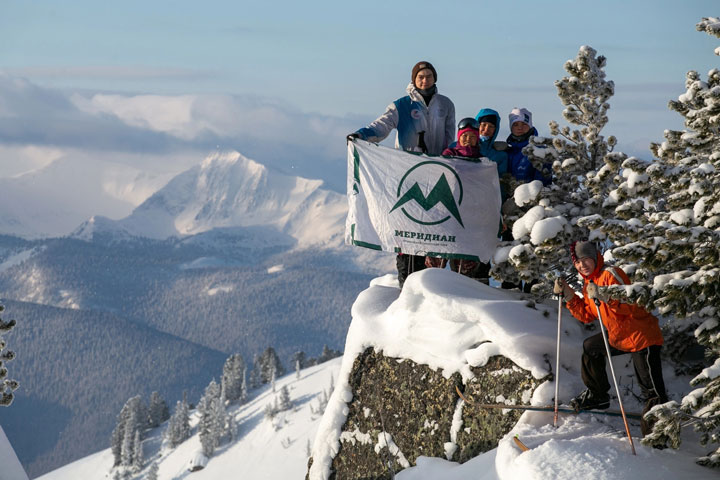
top-left (454, 355), bottom-right (548, 462)
top-left (308, 348), bottom-right (549, 479)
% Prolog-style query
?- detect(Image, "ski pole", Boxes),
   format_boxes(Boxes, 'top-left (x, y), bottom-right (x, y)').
top-left (554, 293), bottom-right (562, 428)
top-left (592, 288), bottom-right (636, 455)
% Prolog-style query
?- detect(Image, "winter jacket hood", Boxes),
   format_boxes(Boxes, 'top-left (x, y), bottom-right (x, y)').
top-left (475, 108), bottom-right (501, 145)
top-left (472, 108), bottom-right (508, 189)
top-left (506, 127), bottom-right (551, 186)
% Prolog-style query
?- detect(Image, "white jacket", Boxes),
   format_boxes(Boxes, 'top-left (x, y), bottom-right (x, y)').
top-left (355, 83), bottom-right (455, 155)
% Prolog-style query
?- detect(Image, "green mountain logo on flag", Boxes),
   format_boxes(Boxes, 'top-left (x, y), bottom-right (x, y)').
top-left (390, 161), bottom-right (464, 226)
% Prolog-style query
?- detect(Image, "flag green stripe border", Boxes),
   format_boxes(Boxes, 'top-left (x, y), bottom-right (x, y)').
top-left (350, 224), bottom-right (382, 250)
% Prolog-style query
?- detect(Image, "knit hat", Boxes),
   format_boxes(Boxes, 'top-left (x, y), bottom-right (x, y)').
top-left (457, 127), bottom-right (479, 140)
top-left (477, 114), bottom-right (497, 127)
top-left (509, 107), bottom-right (533, 128)
top-left (571, 241), bottom-right (597, 262)
top-left (412, 61), bottom-right (437, 85)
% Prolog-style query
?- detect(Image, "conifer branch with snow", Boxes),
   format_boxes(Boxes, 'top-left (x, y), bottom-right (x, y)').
top-left (492, 45), bottom-right (622, 293)
top-left (0, 304), bottom-right (19, 407)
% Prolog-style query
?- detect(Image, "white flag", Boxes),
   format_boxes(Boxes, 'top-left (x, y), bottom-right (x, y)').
top-left (346, 140), bottom-right (501, 262)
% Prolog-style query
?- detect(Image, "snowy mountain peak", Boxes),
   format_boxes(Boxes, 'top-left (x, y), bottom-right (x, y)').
top-left (71, 149), bottom-right (346, 248)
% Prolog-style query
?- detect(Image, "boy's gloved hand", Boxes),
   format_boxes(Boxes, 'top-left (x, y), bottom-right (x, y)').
top-left (554, 278), bottom-right (574, 302)
top-left (586, 282), bottom-right (609, 302)
top-left (347, 133), bottom-right (360, 143)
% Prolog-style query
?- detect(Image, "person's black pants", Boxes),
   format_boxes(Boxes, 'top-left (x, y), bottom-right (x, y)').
top-left (396, 254), bottom-right (427, 288)
top-left (581, 333), bottom-right (667, 402)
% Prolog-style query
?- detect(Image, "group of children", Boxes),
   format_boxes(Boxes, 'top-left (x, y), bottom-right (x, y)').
top-left (348, 60), bottom-right (668, 440)
top-left (348, 60), bottom-right (549, 287)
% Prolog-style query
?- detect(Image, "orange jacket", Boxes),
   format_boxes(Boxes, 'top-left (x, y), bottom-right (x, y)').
top-left (566, 253), bottom-right (663, 352)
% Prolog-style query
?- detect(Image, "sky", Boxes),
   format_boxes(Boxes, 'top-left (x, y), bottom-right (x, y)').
top-left (1, 0), bottom-right (719, 194)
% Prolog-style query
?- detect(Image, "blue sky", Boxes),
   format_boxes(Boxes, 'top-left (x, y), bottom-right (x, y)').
top-left (1, 0), bottom-right (719, 186)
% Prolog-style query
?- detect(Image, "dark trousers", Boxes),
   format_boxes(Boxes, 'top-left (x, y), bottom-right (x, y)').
top-left (581, 333), bottom-right (668, 402)
top-left (396, 255), bottom-right (427, 288)
top-left (449, 260), bottom-right (490, 282)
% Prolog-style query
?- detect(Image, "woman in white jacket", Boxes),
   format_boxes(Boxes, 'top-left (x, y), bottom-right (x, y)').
top-left (349, 61), bottom-right (455, 155)
top-left (348, 61), bottom-right (456, 287)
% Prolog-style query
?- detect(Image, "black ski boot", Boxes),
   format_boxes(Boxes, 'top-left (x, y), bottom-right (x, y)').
top-left (570, 389), bottom-right (610, 411)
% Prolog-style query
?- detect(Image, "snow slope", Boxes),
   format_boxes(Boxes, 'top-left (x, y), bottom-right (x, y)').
top-left (0, 425), bottom-right (29, 480)
top-left (310, 269), bottom-right (711, 480)
top-left (36, 358), bottom-right (343, 480)
top-left (36, 270), bottom-right (712, 479)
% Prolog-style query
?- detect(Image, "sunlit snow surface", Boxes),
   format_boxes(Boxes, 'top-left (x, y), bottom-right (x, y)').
top-left (37, 269), bottom-right (710, 480)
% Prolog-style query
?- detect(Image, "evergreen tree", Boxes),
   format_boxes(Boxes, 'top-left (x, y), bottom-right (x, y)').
top-left (147, 391), bottom-right (170, 428)
top-left (198, 379), bottom-right (220, 456)
top-left (318, 344), bottom-right (341, 363)
top-left (492, 45), bottom-right (622, 294)
top-left (111, 395), bottom-right (147, 466)
top-left (240, 367), bottom-right (248, 404)
top-left (249, 355), bottom-right (261, 389)
top-left (147, 462), bottom-right (159, 480)
top-left (132, 429), bottom-right (143, 472)
top-left (598, 18), bottom-right (720, 467)
top-left (293, 351), bottom-right (306, 379)
top-left (211, 390), bottom-right (233, 443)
top-left (0, 304), bottom-right (19, 407)
top-left (264, 398), bottom-right (278, 421)
top-left (121, 408), bottom-right (137, 467)
top-left (257, 347), bottom-right (285, 384)
top-left (221, 353), bottom-right (246, 404)
top-left (197, 379), bottom-right (232, 456)
top-left (165, 399), bottom-right (191, 448)
top-left (278, 385), bottom-right (293, 411)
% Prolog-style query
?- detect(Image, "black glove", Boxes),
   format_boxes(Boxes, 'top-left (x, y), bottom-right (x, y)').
top-left (347, 133), bottom-right (360, 143)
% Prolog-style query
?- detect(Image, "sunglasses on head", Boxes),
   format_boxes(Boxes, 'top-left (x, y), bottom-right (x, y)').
top-left (457, 117), bottom-right (479, 130)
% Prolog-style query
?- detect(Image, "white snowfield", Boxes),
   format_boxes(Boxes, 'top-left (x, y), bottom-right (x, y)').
top-left (37, 269), bottom-right (711, 480)
top-left (0, 425), bottom-right (29, 480)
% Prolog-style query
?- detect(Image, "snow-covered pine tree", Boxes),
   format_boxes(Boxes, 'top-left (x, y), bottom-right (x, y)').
top-left (198, 379), bottom-right (219, 456)
top-left (294, 351), bottom-right (306, 379)
top-left (131, 429), bottom-right (143, 472)
top-left (147, 391), bottom-right (169, 428)
top-left (318, 344), bottom-right (341, 363)
top-left (264, 398), bottom-right (278, 420)
top-left (601, 18), bottom-right (720, 467)
top-left (121, 408), bottom-right (137, 467)
top-left (211, 390), bottom-right (234, 443)
top-left (147, 462), bottom-right (159, 480)
top-left (0, 304), bottom-right (19, 407)
top-left (258, 347), bottom-right (285, 384)
top-left (111, 395), bottom-right (147, 466)
top-left (491, 45), bottom-right (622, 294)
top-left (198, 379), bottom-right (230, 456)
top-left (249, 355), bottom-right (261, 389)
top-left (240, 367), bottom-right (248, 404)
top-left (278, 385), bottom-right (293, 411)
top-left (221, 353), bottom-right (246, 404)
top-left (165, 399), bottom-right (191, 448)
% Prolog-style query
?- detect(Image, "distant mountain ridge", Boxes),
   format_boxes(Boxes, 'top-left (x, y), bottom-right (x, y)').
top-left (73, 151), bottom-right (347, 248)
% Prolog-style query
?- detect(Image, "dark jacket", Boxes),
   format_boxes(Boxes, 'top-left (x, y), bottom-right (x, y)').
top-left (506, 127), bottom-right (551, 185)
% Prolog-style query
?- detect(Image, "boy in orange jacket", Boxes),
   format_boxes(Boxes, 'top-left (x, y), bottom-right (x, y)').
top-left (554, 241), bottom-right (668, 431)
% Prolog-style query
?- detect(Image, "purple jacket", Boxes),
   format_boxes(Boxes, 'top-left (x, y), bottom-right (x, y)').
top-left (441, 144), bottom-right (481, 160)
